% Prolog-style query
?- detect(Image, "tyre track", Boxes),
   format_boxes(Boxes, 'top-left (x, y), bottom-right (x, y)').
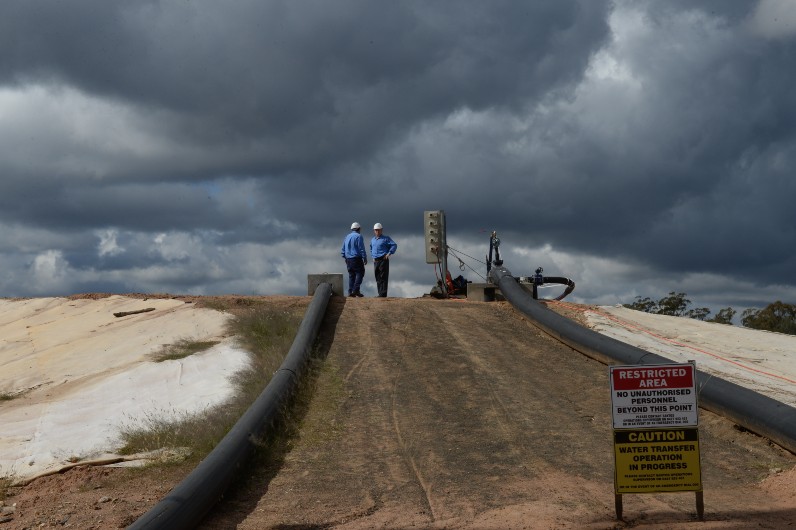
top-left (201, 298), bottom-right (796, 529)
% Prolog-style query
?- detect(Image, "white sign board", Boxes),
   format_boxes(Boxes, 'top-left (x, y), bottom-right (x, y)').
top-left (610, 363), bottom-right (698, 429)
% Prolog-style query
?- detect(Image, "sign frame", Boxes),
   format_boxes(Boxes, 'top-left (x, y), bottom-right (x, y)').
top-left (609, 361), bottom-right (703, 520)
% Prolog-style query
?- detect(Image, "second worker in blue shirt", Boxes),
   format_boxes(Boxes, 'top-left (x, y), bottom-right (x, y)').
top-left (370, 222), bottom-right (398, 297)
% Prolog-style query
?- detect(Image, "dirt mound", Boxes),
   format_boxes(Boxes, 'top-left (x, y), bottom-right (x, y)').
top-left (3, 297), bottom-right (795, 529)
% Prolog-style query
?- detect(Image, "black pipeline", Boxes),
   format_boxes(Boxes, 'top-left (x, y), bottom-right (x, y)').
top-left (129, 282), bottom-right (333, 530)
top-left (488, 265), bottom-right (796, 455)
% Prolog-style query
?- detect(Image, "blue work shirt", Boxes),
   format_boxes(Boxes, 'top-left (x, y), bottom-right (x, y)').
top-left (341, 231), bottom-right (367, 259)
top-left (371, 235), bottom-right (397, 259)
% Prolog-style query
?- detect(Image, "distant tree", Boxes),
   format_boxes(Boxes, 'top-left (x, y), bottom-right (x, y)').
top-left (685, 307), bottom-right (710, 321)
top-left (741, 301), bottom-right (796, 335)
top-left (624, 292), bottom-right (735, 325)
top-left (706, 307), bottom-right (736, 325)
top-left (624, 296), bottom-right (658, 313)
top-left (656, 292), bottom-right (691, 316)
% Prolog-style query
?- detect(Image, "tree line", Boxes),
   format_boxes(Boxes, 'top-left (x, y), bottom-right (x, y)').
top-left (624, 292), bottom-right (796, 335)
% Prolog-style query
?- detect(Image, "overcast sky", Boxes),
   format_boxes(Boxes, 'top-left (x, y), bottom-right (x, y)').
top-left (1, 0), bottom-right (795, 316)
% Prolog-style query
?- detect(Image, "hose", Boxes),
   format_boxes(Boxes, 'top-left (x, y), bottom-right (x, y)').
top-left (129, 282), bottom-right (333, 529)
top-left (489, 265), bottom-right (796, 455)
top-left (536, 276), bottom-right (575, 301)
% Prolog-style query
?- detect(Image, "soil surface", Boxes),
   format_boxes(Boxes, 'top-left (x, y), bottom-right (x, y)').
top-left (2, 296), bottom-right (795, 529)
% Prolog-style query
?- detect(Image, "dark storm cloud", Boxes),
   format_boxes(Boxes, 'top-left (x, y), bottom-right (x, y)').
top-left (1, 0), bottom-right (796, 311)
top-left (550, 5), bottom-right (796, 284)
top-left (0, 178), bottom-right (236, 232)
top-left (0, 0), bottom-right (611, 175)
top-left (306, 0), bottom-right (796, 295)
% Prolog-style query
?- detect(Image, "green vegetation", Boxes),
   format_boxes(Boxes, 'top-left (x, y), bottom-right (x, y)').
top-left (0, 477), bottom-right (10, 503)
top-left (710, 307), bottom-right (737, 325)
top-left (742, 301), bottom-right (796, 335)
top-left (624, 292), bottom-right (731, 323)
top-left (117, 302), bottom-right (303, 461)
top-left (150, 339), bottom-right (220, 362)
top-left (290, 359), bottom-right (346, 447)
top-left (236, 355), bottom-right (348, 481)
top-left (625, 292), bottom-right (796, 335)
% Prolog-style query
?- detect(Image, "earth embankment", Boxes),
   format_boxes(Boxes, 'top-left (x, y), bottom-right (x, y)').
top-left (4, 296), bottom-right (794, 529)
top-left (201, 297), bottom-right (796, 529)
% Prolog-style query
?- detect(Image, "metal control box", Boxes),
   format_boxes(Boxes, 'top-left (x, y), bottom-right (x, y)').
top-left (424, 210), bottom-right (446, 264)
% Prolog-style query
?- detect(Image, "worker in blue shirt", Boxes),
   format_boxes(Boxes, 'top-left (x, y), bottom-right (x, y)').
top-left (341, 222), bottom-right (367, 297)
top-left (370, 222), bottom-right (398, 297)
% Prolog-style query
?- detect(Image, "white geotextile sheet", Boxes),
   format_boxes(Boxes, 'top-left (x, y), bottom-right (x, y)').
top-left (0, 296), bottom-right (249, 482)
top-left (586, 305), bottom-right (796, 407)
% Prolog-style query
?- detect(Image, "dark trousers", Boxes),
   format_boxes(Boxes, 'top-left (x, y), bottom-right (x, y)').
top-left (374, 258), bottom-right (389, 297)
top-left (345, 257), bottom-right (365, 294)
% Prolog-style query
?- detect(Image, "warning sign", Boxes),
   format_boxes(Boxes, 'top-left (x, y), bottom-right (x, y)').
top-left (610, 363), bottom-right (698, 429)
top-left (614, 428), bottom-right (702, 493)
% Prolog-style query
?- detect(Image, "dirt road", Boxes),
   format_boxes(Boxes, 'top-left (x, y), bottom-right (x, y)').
top-left (200, 297), bottom-right (796, 529)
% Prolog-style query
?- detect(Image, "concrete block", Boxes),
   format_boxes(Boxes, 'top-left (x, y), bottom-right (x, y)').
top-left (467, 282), bottom-right (498, 302)
top-left (307, 274), bottom-right (344, 297)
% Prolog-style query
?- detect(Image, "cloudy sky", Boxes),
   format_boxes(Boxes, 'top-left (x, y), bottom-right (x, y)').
top-left (1, 0), bottom-right (795, 316)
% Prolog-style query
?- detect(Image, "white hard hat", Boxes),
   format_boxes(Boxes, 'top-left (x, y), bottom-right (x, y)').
top-left (351, 222), bottom-right (360, 229)
top-left (373, 223), bottom-right (383, 230)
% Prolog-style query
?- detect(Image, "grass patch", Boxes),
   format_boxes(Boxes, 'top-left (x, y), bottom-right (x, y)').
top-left (150, 339), bottom-right (220, 362)
top-left (116, 303), bottom-right (303, 460)
top-left (292, 359), bottom-right (346, 447)
top-left (0, 477), bottom-right (9, 501)
top-left (198, 296), bottom-right (258, 312)
top-left (230, 350), bottom-right (346, 482)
